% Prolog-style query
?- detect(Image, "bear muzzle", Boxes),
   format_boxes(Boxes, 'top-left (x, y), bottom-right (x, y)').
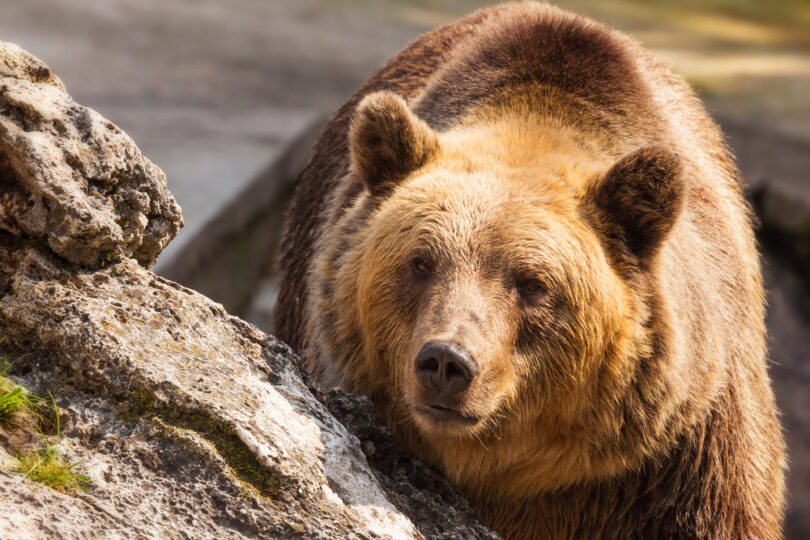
top-left (413, 341), bottom-right (481, 425)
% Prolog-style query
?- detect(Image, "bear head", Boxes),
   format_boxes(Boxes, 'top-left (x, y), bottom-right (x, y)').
top-left (311, 90), bottom-right (687, 493)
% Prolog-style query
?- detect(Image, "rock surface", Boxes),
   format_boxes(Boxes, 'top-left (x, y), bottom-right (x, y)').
top-left (0, 44), bottom-right (496, 539)
top-left (0, 41), bottom-right (182, 269)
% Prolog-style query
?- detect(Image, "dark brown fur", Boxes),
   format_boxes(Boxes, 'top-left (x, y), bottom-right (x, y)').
top-left (350, 92), bottom-right (440, 196)
top-left (586, 146), bottom-right (686, 264)
top-left (275, 3), bottom-right (785, 538)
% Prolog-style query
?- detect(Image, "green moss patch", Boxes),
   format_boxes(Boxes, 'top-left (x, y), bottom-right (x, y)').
top-left (118, 386), bottom-right (281, 498)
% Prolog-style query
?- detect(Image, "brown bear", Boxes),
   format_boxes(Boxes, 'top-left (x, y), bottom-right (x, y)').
top-left (274, 3), bottom-right (786, 538)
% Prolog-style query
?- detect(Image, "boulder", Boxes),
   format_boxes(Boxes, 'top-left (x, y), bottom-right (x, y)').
top-left (0, 41), bottom-right (182, 268)
top-left (0, 43), bottom-right (496, 539)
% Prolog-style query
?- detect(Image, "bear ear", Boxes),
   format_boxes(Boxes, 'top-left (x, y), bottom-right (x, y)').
top-left (349, 91), bottom-right (440, 196)
top-left (586, 146), bottom-right (686, 263)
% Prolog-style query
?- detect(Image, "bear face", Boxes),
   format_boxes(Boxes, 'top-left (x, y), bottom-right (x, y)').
top-left (310, 91), bottom-right (688, 493)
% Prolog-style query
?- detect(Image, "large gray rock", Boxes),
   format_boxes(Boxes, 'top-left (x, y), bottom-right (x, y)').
top-left (0, 44), bottom-right (495, 539)
top-left (0, 245), bottom-right (413, 538)
top-left (0, 41), bottom-right (182, 269)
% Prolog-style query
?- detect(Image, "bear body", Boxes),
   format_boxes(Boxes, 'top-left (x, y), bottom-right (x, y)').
top-left (275, 3), bottom-right (785, 538)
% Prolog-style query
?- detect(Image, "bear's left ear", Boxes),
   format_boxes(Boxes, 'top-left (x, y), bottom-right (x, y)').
top-left (586, 146), bottom-right (686, 263)
top-left (349, 91), bottom-right (440, 196)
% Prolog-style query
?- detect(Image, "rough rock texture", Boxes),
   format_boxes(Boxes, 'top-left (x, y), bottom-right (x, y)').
top-left (0, 43), bottom-right (496, 539)
top-left (323, 390), bottom-right (496, 540)
top-left (0, 41), bottom-right (182, 268)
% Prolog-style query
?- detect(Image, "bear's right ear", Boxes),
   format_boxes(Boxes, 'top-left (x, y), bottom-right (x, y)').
top-left (349, 91), bottom-right (440, 196)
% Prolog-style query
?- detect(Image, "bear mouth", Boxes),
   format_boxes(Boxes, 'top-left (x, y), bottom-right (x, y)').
top-left (416, 404), bottom-right (481, 426)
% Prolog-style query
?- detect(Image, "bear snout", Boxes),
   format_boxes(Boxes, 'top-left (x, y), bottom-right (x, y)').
top-left (414, 341), bottom-right (479, 397)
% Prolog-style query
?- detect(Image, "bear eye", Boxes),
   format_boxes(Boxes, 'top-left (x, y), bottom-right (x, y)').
top-left (517, 278), bottom-right (546, 298)
top-left (411, 257), bottom-right (432, 278)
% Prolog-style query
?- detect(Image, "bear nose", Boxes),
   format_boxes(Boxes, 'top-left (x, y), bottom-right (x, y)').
top-left (414, 341), bottom-right (478, 397)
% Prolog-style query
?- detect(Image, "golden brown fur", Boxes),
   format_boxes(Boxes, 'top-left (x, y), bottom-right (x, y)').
top-left (275, 3), bottom-right (785, 538)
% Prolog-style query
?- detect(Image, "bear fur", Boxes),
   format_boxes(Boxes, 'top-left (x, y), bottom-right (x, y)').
top-left (274, 3), bottom-right (785, 538)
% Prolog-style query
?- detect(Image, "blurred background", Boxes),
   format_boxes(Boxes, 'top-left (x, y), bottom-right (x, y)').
top-left (1, 0), bottom-right (807, 536)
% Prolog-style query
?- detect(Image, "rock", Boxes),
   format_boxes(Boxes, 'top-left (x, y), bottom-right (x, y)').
top-left (0, 41), bottom-right (182, 269)
top-left (0, 43), bottom-right (496, 539)
top-left (0, 245), bottom-right (405, 538)
top-left (323, 390), bottom-right (497, 540)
